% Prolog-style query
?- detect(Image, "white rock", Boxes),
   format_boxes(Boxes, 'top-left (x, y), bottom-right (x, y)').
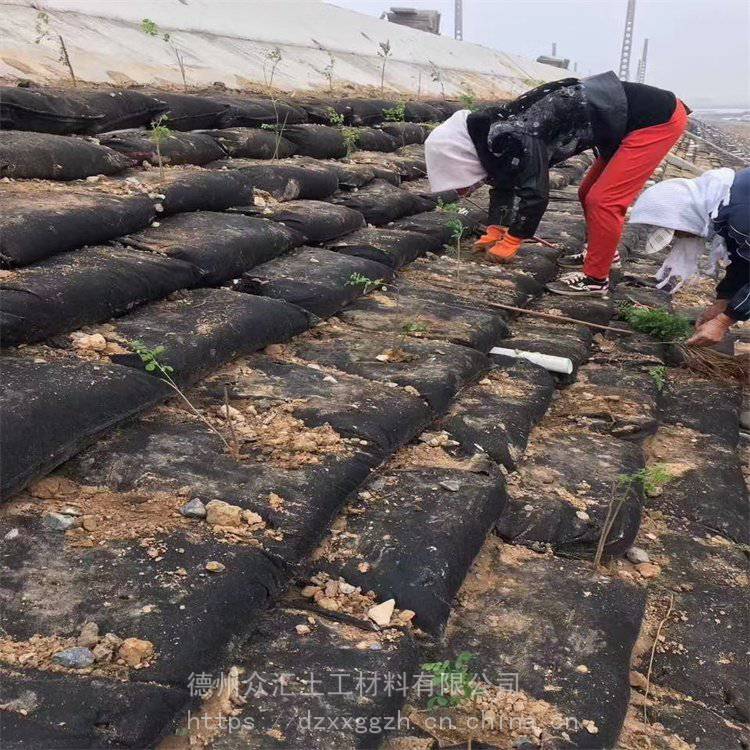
top-left (367, 599), bottom-right (396, 627)
top-left (626, 547), bottom-right (650, 565)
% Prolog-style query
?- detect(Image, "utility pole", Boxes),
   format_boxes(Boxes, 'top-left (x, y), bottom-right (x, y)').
top-left (454, 0), bottom-right (463, 40)
top-left (618, 0), bottom-right (636, 81)
top-left (636, 38), bottom-right (649, 83)
top-left (552, 42), bottom-right (557, 56)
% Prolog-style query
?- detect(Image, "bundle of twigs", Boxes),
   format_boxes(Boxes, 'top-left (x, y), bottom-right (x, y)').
top-left (675, 345), bottom-right (749, 385)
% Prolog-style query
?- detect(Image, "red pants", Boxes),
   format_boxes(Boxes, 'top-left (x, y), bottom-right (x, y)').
top-left (579, 100), bottom-right (688, 279)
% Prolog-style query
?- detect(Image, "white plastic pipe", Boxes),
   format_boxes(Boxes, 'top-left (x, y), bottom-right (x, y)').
top-left (490, 347), bottom-right (574, 375)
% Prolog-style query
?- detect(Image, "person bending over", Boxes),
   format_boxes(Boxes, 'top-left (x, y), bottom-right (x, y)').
top-left (424, 71), bottom-right (688, 296)
top-left (629, 167), bottom-right (749, 346)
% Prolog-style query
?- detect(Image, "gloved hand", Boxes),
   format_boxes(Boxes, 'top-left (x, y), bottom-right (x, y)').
top-left (654, 237), bottom-right (704, 293)
top-left (695, 299), bottom-right (728, 328)
top-left (686, 313), bottom-right (733, 346)
top-left (486, 233), bottom-right (523, 263)
top-left (474, 225), bottom-right (507, 249)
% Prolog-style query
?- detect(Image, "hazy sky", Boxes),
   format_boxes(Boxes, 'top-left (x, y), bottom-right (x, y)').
top-left (329, 0), bottom-right (749, 107)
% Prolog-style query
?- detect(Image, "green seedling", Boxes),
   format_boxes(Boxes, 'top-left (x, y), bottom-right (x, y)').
top-left (459, 88), bottom-right (477, 111)
top-left (262, 46), bottom-right (289, 159)
top-left (429, 61), bottom-right (446, 100)
top-left (402, 322), bottom-right (429, 335)
top-left (326, 107), bottom-right (345, 127)
top-left (621, 464), bottom-right (674, 498)
top-left (142, 18), bottom-right (188, 92)
top-left (377, 40), bottom-right (392, 94)
top-left (341, 127), bottom-right (359, 156)
top-left (422, 652), bottom-right (481, 709)
top-left (323, 51), bottom-right (336, 92)
top-left (649, 365), bottom-right (668, 392)
top-left (149, 115), bottom-right (172, 180)
top-left (347, 273), bottom-right (384, 295)
top-left (383, 102), bottom-right (406, 122)
top-left (35, 11), bottom-right (76, 87)
top-left (130, 340), bottom-right (233, 454)
top-left (446, 217), bottom-right (466, 283)
top-left (620, 304), bottom-right (692, 342)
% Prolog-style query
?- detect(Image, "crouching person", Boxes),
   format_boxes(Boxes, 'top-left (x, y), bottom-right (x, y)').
top-left (425, 72), bottom-right (687, 297)
top-left (629, 167), bottom-right (750, 346)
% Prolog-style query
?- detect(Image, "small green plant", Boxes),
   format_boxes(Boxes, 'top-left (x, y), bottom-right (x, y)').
top-left (649, 365), bottom-right (668, 392)
top-left (341, 127), bottom-right (359, 156)
top-left (322, 51), bottom-right (336, 92)
top-left (149, 115), bottom-right (172, 180)
top-left (621, 464), bottom-right (674, 498)
top-left (429, 61), bottom-right (446, 100)
top-left (620, 304), bottom-right (692, 342)
top-left (35, 11), bottom-right (76, 87)
top-left (383, 102), bottom-right (406, 122)
top-left (262, 46), bottom-right (289, 160)
top-left (347, 273), bottom-right (384, 294)
top-left (459, 88), bottom-right (477, 111)
top-left (141, 18), bottom-right (188, 92)
top-left (129, 340), bottom-right (233, 454)
top-left (377, 40), bottom-right (392, 94)
top-left (326, 107), bottom-right (345, 127)
top-left (422, 652), bottom-right (481, 709)
top-left (402, 321), bottom-right (429, 336)
top-left (446, 217), bottom-right (466, 282)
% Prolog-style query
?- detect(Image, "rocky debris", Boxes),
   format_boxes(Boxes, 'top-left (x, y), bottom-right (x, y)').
top-left (52, 647), bottom-right (95, 669)
top-left (205, 561), bottom-right (226, 573)
top-left (43, 511), bottom-right (81, 531)
top-left (627, 546), bottom-right (650, 564)
top-left (179, 498), bottom-right (207, 518)
top-left (117, 638), bottom-right (155, 668)
top-left (76, 621), bottom-right (99, 648)
top-left (367, 598), bottom-right (396, 626)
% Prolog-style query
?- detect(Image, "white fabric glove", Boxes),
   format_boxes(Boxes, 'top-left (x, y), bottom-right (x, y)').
top-left (654, 237), bottom-right (705, 293)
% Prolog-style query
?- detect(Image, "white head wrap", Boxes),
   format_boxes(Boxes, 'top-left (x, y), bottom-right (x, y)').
top-left (424, 110), bottom-right (488, 193)
top-left (629, 168), bottom-right (736, 292)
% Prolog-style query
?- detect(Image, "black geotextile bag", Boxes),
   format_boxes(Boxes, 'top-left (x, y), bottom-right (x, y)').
top-left (389, 208), bottom-right (483, 244)
top-left (0, 245), bottom-right (202, 345)
top-left (212, 96), bottom-right (307, 128)
top-left (349, 151), bottom-right (426, 181)
top-left (280, 124), bottom-right (347, 159)
top-left (98, 129), bottom-right (226, 166)
top-left (122, 212), bottom-right (302, 285)
top-left (0, 131), bottom-right (132, 180)
top-left (403, 101), bottom-right (442, 122)
top-left (109, 288), bottom-right (313, 385)
top-left (352, 126), bottom-right (398, 152)
top-left (155, 92), bottom-right (228, 130)
top-left (332, 98), bottom-right (398, 125)
top-left (237, 246), bottom-right (393, 318)
top-left (379, 121), bottom-right (426, 146)
top-left (0, 86), bottom-right (103, 134)
top-left (257, 200), bottom-right (365, 242)
top-left (329, 179), bottom-right (421, 225)
top-left (327, 226), bottom-right (441, 269)
top-left (326, 468), bottom-right (507, 634)
top-left (156, 170), bottom-right (256, 215)
top-left (423, 99), bottom-right (463, 119)
top-left (0, 355), bottom-right (170, 500)
top-left (218, 162), bottom-right (339, 201)
top-left (58, 89), bottom-right (168, 133)
top-left (0, 190), bottom-right (156, 267)
top-left (201, 127), bottom-right (296, 159)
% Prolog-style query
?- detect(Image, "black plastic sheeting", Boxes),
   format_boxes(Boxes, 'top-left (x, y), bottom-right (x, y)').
top-left (109, 288), bottom-right (314, 385)
top-left (352, 127), bottom-right (399, 152)
top-left (327, 227), bottom-right (442, 269)
top-left (330, 179), bottom-right (430, 225)
top-left (98, 128), bottom-right (225, 166)
top-left (0, 87), bottom-right (167, 134)
top-left (327, 468), bottom-right (507, 634)
top-left (201, 127), bottom-right (296, 158)
top-left (155, 169), bottom-right (256, 215)
top-left (0, 131), bottom-right (132, 180)
top-left (0, 245), bottom-right (202, 345)
top-left (389, 208), bottom-right (483, 245)
top-left (219, 162), bottom-right (339, 201)
top-left (122, 212), bottom-right (302, 285)
top-left (403, 101), bottom-right (442, 122)
top-left (237, 246), bottom-right (392, 318)
top-left (379, 121), bottom-right (426, 146)
top-left (1, 191), bottom-right (156, 267)
top-left (0, 356), bottom-right (170, 500)
top-left (256, 199), bottom-right (365, 243)
top-left (281, 124), bottom-right (347, 159)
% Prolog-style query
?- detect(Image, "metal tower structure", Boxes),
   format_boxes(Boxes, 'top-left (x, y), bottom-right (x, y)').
top-left (618, 0), bottom-right (636, 80)
top-left (454, 0), bottom-right (463, 40)
top-left (636, 38), bottom-right (649, 83)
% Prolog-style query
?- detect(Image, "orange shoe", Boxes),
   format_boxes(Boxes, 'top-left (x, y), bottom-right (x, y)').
top-left (473, 224), bottom-right (506, 249)
top-left (486, 234), bottom-right (523, 263)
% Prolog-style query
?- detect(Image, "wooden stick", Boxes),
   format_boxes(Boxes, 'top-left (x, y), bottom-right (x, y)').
top-left (479, 300), bottom-right (633, 335)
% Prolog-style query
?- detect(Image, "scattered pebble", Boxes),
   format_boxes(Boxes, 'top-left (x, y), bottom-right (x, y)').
top-left (636, 562), bottom-right (661, 578)
top-left (367, 599), bottom-right (395, 627)
top-left (52, 647), bottom-right (95, 669)
top-left (117, 638), bottom-right (154, 668)
top-left (295, 624), bottom-right (311, 636)
top-left (440, 480), bottom-right (461, 492)
top-left (77, 621), bottom-right (99, 648)
top-left (205, 561), bottom-right (226, 573)
top-left (4, 528), bottom-right (19, 541)
top-left (43, 513), bottom-right (81, 532)
top-left (575, 510), bottom-right (590, 521)
top-left (180, 498), bottom-right (207, 519)
top-left (626, 546), bottom-right (650, 565)
top-left (575, 664), bottom-right (589, 673)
